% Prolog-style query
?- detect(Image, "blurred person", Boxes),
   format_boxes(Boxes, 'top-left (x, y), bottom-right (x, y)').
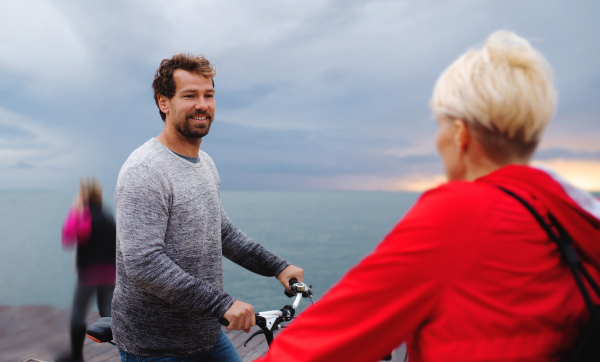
top-left (255, 31), bottom-right (600, 362)
top-left (60, 177), bottom-right (116, 362)
top-left (112, 53), bottom-right (303, 362)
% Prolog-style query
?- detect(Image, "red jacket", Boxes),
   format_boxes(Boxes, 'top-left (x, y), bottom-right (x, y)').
top-left (255, 166), bottom-right (600, 362)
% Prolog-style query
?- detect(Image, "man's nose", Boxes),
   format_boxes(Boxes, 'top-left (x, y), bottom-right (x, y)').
top-left (195, 97), bottom-right (209, 110)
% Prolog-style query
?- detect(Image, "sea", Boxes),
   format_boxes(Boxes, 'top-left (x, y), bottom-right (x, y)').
top-left (0, 190), bottom-right (420, 313)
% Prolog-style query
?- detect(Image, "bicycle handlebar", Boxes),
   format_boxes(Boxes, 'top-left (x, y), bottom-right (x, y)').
top-left (87, 279), bottom-right (314, 348)
top-left (218, 278), bottom-right (312, 327)
top-left (218, 278), bottom-right (314, 346)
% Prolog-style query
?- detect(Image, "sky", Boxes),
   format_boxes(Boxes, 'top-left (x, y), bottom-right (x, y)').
top-left (0, 0), bottom-right (599, 191)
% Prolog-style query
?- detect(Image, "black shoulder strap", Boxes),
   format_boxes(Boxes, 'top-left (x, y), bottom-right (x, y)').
top-left (497, 186), bottom-right (600, 361)
top-left (496, 186), bottom-right (600, 307)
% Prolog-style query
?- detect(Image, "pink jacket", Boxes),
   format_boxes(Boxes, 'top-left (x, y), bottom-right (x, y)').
top-left (61, 206), bottom-right (92, 248)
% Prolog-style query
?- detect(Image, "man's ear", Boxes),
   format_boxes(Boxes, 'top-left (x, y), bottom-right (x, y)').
top-left (157, 94), bottom-right (169, 115)
top-left (453, 119), bottom-right (470, 153)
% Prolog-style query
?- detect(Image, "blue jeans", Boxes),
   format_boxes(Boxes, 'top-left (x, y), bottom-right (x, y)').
top-left (118, 330), bottom-right (243, 362)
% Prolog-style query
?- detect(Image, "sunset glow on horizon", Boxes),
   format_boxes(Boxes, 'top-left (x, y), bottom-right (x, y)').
top-left (532, 159), bottom-right (600, 192)
top-left (378, 159), bottom-right (600, 193)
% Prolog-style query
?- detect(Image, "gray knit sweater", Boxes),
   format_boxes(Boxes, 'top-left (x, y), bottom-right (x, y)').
top-left (112, 138), bottom-right (290, 357)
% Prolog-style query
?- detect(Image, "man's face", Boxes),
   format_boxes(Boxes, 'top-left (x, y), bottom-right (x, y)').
top-left (162, 69), bottom-right (215, 140)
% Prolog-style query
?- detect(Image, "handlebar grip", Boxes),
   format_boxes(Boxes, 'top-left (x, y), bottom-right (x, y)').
top-left (218, 317), bottom-right (229, 326)
top-left (285, 278), bottom-right (299, 298)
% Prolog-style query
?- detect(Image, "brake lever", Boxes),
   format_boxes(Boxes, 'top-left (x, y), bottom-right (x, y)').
top-left (243, 330), bottom-right (266, 347)
top-left (245, 325), bottom-right (276, 346)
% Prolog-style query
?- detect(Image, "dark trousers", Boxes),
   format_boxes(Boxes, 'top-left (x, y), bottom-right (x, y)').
top-left (70, 284), bottom-right (115, 359)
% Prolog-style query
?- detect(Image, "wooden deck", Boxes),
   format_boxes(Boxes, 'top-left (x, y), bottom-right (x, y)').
top-left (0, 305), bottom-right (405, 361)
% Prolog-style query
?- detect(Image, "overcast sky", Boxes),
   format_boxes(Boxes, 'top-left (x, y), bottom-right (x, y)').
top-left (1, 0), bottom-right (599, 191)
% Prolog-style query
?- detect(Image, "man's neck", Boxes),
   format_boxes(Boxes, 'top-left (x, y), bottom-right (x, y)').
top-left (156, 127), bottom-right (201, 157)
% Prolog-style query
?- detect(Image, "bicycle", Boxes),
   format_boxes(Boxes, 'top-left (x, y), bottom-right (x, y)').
top-left (86, 278), bottom-right (312, 347)
top-left (86, 279), bottom-right (398, 361)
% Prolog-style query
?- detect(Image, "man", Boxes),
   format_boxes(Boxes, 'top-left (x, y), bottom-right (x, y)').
top-left (112, 53), bottom-right (303, 361)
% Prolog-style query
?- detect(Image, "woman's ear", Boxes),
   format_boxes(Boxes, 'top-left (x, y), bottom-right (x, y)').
top-left (453, 119), bottom-right (470, 154)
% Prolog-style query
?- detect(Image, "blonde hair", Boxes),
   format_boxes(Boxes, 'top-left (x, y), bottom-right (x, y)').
top-left (80, 177), bottom-right (102, 207)
top-left (430, 30), bottom-right (557, 161)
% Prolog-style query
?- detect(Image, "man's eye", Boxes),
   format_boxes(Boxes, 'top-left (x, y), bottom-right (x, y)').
top-left (184, 95), bottom-right (194, 98)
top-left (206, 94), bottom-right (214, 98)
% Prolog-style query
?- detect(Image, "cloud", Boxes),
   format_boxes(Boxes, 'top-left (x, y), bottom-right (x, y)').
top-left (534, 147), bottom-right (600, 160)
top-left (0, 107), bottom-right (93, 188)
top-left (0, 0), bottom-right (92, 96)
top-left (204, 119), bottom-right (440, 174)
top-left (216, 172), bottom-right (445, 192)
top-left (540, 113), bottom-right (600, 152)
top-left (0, 0), bottom-right (599, 190)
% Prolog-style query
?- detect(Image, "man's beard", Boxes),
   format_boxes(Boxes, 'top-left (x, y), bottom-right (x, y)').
top-left (175, 111), bottom-right (212, 139)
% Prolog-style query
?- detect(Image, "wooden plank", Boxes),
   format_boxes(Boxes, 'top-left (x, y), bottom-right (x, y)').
top-left (235, 329), bottom-right (269, 361)
top-left (84, 340), bottom-right (120, 362)
top-left (1, 305), bottom-right (405, 362)
top-left (1, 306), bottom-right (269, 362)
top-left (0, 305), bottom-right (70, 362)
top-left (236, 328), bottom-right (280, 362)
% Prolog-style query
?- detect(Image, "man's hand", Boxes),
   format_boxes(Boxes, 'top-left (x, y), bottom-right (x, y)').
top-left (277, 264), bottom-right (304, 292)
top-left (223, 300), bottom-right (255, 333)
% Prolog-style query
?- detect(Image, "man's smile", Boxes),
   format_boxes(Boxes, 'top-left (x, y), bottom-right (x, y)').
top-left (189, 114), bottom-right (211, 125)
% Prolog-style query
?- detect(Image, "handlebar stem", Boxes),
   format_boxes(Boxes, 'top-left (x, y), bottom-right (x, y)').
top-left (291, 292), bottom-right (303, 309)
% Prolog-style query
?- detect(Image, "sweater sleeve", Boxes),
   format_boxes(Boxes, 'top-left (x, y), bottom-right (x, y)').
top-left (220, 206), bottom-right (290, 277)
top-left (117, 163), bottom-right (235, 318)
top-left (254, 182), bottom-right (491, 362)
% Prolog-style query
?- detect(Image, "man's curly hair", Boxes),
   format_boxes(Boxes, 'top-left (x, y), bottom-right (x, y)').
top-left (152, 53), bottom-right (217, 121)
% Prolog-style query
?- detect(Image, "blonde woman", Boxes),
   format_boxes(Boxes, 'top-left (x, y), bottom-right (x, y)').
top-left (256, 31), bottom-right (600, 362)
top-left (60, 178), bottom-right (116, 362)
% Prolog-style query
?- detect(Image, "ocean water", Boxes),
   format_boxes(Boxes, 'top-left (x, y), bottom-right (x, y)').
top-left (0, 190), bottom-right (420, 313)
